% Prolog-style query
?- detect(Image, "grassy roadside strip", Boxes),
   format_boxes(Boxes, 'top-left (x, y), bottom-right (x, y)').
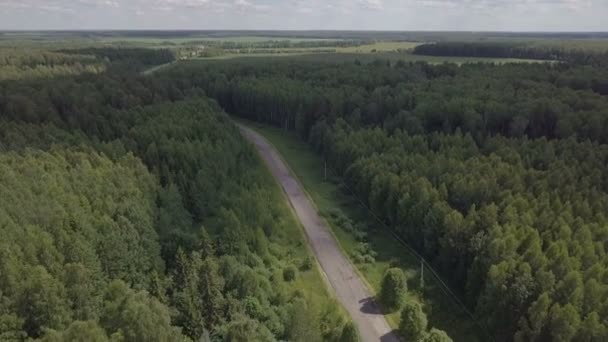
top-left (246, 124), bottom-right (351, 336)
top-left (141, 60), bottom-right (178, 75)
top-left (240, 124), bottom-right (379, 291)
top-left (237, 118), bottom-right (482, 342)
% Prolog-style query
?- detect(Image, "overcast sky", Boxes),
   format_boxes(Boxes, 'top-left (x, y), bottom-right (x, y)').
top-left (1, 0), bottom-right (607, 31)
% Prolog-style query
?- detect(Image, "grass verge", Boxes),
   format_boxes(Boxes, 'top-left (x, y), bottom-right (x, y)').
top-left (251, 130), bottom-right (350, 335)
top-left (238, 118), bottom-right (483, 342)
top-left (141, 61), bottom-right (178, 75)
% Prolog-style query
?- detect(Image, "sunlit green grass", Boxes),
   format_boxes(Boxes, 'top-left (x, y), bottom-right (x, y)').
top-left (194, 51), bottom-right (547, 64)
top-left (238, 119), bottom-right (484, 342)
top-left (337, 41), bottom-right (421, 52)
top-left (100, 35), bottom-right (340, 44)
top-left (253, 134), bottom-right (349, 324)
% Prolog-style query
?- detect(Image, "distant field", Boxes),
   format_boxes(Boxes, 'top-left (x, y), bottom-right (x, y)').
top-left (2, 30), bottom-right (608, 48)
top-left (100, 35), bottom-right (342, 44)
top-left (196, 51), bottom-right (548, 64)
top-left (0, 33), bottom-right (343, 48)
top-left (2, 31), bottom-right (598, 64)
top-left (337, 41), bottom-right (420, 52)
top-left (197, 52), bottom-right (311, 60)
top-left (99, 37), bottom-right (197, 44)
top-left (490, 37), bottom-right (608, 52)
top-left (198, 36), bottom-right (341, 43)
top-left (216, 41), bottom-right (419, 53)
top-left (3, 31), bottom-right (607, 57)
top-left (188, 38), bottom-right (552, 63)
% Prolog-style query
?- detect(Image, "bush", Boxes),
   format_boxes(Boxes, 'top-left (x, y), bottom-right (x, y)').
top-left (325, 209), bottom-right (369, 243)
top-left (422, 328), bottom-right (453, 342)
top-left (363, 254), bottom-right (376, 264)
top-left (324, 208), bottom-right (343, 220)
top-left (380, 268), bottom-right (408, 312)
top-left (351, 251), bottom-right (364, 264)
top-left (299, 256), bottom-right (313, 271)
top-left (399, 302), bottom-right (427, 341)
top-left (352, 229), bottom-right (368, 242)
top-left (283, 265), bottom-right (297, 282)
top-left (222, 316), bottom-right (275, 342)
top-left (353, 242), bottom-right (371, 256)
top-left (351, 242), bottom-right (377, 264)
top-left (339, 321), bottom-right (360, 342)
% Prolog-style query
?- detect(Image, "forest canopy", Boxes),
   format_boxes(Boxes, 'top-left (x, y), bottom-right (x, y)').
top-left (163, 55), bottom-right (608, 341)
top-left (413, 42), bottom-right (608, 66)
top-left (0, 51), bottom-right (344, 341)
top-left (1, 38), bottom-right (608, 341)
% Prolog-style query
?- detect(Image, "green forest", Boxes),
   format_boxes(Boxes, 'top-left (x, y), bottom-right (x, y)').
top-left (1, 34), bottom-right (608, 341)
top-left (413, 42), bottom-right (608, 66)
top-left (157, 55), bottom-right (608, 341)
top-left (0, 49), bottom-right (349, 341)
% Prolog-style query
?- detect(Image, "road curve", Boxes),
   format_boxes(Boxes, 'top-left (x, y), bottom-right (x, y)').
top-left (238, 124), bottom-right (399, 342)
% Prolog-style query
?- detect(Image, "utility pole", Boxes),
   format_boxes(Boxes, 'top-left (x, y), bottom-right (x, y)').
top-left (420, 260), bottom-right (424, 289)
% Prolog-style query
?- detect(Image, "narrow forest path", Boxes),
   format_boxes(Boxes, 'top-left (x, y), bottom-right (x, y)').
top-left (238, 124), bottom-right (399, 342)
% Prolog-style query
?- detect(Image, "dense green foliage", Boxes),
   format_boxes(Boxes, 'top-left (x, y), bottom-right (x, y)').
top-left (0, 47), bottom-right (172, 81)
top-left (0, 49), bottom-right (104, 80)
top-left (59, 47), bottom-right (175, 70)
top-left (398, 302), bottom-right (451, 342)
top-left (338, 322), bottom-right (360, 342)
top-left (423, 328), bottom-right (453, 342)
top-left (399, 302), bottom-right (428, 341)
top-left (3, 37), bottom-right (608, 341)
top-left (0, 147), bottom-right (171, 338)
top-left (380, 268), bottom-right (407, 312)
top-left (165, 56), bottom-right (608, 340)
top-left (0, 52), bottom-right (345, 341)
top-left (414, 42), bottom-right (608, 66)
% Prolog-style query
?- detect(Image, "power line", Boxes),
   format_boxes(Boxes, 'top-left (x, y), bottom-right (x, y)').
top-left (240, 120), bottom-right (494, 341)
top-left (323, 161), bottom-right (495, 342)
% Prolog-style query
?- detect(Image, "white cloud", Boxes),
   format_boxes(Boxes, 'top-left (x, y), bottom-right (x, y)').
top-left (75, 0), bottom-right (120, 7)
top-left (0, 0), bottom-right (606, 30)
top-left (358, 0), bottom-right (383, 10)
top-left (233, 0), bottom-right (272, 13)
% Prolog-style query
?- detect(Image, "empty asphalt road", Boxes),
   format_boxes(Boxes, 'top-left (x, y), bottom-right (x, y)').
top-left (238, 124), bottom-right (399, 342)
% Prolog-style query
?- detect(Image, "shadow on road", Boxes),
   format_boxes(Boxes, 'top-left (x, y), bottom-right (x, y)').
top-left (359, 296), bottom-right (383, 315)
top-left (381, 331), bottom-right (401, 342)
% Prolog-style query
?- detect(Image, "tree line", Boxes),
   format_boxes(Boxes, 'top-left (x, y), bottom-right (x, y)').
top-left (413, 42), bottom-right (608, 66)
top-left (0, 47), bottom-right (173, 81)
top-left (59, 47), bottom-right (175, 71)
top-left (0, 49), bottom-right (104, 80)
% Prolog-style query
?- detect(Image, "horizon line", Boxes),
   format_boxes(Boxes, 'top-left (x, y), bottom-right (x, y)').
top-left (2, 29), bottom-right (608, 34)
